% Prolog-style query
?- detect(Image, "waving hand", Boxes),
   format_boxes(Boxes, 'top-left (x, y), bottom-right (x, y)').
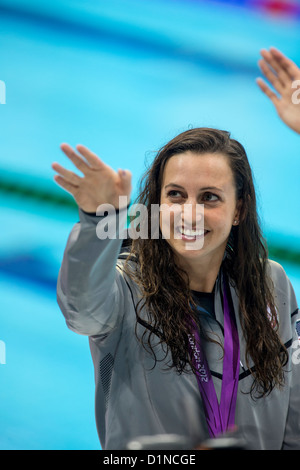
top-left (256, 47), bottom-right (300, 134)
top-left (52, 144), bottom-right (132, 213)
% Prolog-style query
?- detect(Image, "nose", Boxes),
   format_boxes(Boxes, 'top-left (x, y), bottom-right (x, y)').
top-left (181, 202), bottom-right (204, 230)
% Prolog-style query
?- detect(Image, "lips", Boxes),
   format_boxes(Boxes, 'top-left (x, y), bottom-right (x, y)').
top-left (177, 226), bottom-right (210, 240)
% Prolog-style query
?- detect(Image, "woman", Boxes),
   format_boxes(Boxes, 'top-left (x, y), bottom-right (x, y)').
top-left (53, 48), bottom-right (300, 449)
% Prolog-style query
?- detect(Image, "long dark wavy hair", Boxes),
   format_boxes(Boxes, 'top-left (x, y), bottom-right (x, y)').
top-left (124, 127), bottom-right (288, 398)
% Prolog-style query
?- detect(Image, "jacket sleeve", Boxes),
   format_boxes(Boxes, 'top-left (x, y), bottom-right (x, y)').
top-left (56, 206), bottom-right (129, 336)
top-left (282, 306), bottom-right (300, 449)
top-left (268, 260), bottom-right (300, 449)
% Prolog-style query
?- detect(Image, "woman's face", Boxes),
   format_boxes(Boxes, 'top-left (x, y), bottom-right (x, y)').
top-left (159, 151), bottom-right (241, 268)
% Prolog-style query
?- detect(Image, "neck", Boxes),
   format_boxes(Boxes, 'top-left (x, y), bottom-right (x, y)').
top-left (176, 253), bottom-right (224, 293)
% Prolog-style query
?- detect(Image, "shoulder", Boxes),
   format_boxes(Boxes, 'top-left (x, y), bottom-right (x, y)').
top-left (266, 259), bottom-right (298, 316)
top-left (266, 258), bottom-right (292, 293)
top-left (266, 259), bottom-right (288, 281)
top-left (117, 236), bottom-right (139, 265)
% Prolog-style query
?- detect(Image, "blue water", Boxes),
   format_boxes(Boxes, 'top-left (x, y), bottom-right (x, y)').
top-left (0, 0), bottom-right (299, 450)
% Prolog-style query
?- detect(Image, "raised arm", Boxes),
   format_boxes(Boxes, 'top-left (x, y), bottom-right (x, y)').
top-left (52, 144), bottom-right (132, 336)
top-left (256, 47), bottom-right (300, 135)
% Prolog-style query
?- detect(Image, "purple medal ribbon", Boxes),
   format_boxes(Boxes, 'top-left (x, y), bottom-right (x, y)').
top-left (188, 275), bottom-right (240, 438)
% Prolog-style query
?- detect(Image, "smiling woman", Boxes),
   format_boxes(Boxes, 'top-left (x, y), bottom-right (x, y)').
top-left (55, 126), bottom-right (299, 450)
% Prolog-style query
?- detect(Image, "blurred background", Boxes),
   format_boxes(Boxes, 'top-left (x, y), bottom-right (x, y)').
top-left (0, 0), bottom-right (299, 450)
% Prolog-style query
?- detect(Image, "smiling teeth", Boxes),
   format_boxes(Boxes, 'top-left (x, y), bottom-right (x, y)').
top-left (179, 227), bottom-right (205, 237)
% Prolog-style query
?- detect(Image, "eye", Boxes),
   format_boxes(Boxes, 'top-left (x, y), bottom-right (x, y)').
top-left (167, 190), bottom-right (183, 198)
top-left (203, 192), bottom-right (219, 202)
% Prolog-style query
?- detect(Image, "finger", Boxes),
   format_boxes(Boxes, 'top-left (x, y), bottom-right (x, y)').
top-left (76, 144), bottom-right (107, 170)
top-left (258, 59), bottom-right (284, 94)
top-left (269, 47), bottom-right (300, 80)
top-left (52, 162), bottom-right (81, 186)
top-left (53, 174), bottom-right (78, 195)
top-left (118, 168), bottom-right (132, 183)
top-left (117, 169), bottom-right (132, 206)
top-left (117, 168), bottom-right (132, 193)
top-left (260, 49), bottom-right (290, 86)
top-left (60, 143), bottom-right (91, 174)
top-left (256, 77), bottom-right (280, 107)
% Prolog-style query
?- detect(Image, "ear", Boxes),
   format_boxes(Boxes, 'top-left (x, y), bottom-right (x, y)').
top-left (233, 199), bottom-right (243, 226)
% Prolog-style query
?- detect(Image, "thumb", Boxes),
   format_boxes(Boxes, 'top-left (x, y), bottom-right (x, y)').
top-left (118, 168), bottom-right (131, 181)
top-left (118, 168), bottom-right (132, 193)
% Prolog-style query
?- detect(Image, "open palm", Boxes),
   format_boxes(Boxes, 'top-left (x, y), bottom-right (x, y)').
top-left (52, 144), bottom-right (132, 213)
top-left (257, 47), bottom-right (300, 135)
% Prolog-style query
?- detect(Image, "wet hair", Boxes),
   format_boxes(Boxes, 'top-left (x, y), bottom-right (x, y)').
top-left (124, 127), bottom-right (288, 398)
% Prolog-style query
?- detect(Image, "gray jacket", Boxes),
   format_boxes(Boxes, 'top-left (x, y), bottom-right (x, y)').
top-left (57, 208), bottom-right (300, 450)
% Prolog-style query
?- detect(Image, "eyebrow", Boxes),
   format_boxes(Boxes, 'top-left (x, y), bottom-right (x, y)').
top-left (164, 183), bottom-right (224, 192)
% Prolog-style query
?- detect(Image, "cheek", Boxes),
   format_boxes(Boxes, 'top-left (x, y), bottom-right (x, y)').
top-left (206, 211), bottom-right (232, 234)
top-left (159, 209), bottom-right (175, 239)
top-left (159, 204), bottom-right (183, 232)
